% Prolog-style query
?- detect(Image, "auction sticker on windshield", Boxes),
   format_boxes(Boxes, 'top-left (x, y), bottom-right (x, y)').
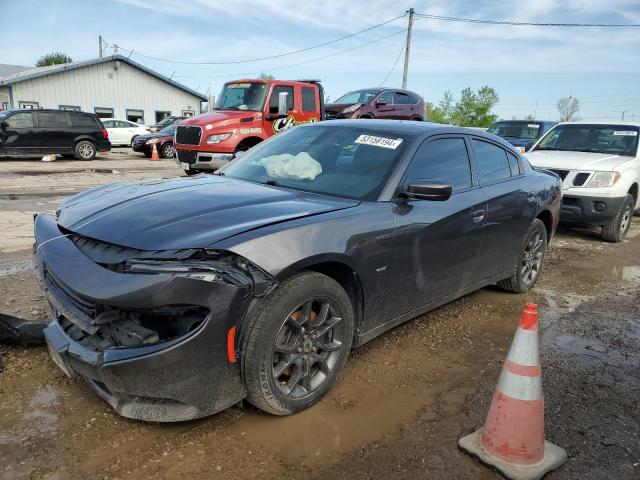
top-left (613, 131), bottom-right (638, 136)
top-left (355, 135), bottom-right (403, 149)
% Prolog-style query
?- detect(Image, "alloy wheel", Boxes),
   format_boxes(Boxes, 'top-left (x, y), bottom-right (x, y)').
top-left (521, 231), bottom-right (544, 287)
top-left (79, 143), bottom-right (94, 159)
top-left (272, 298), bottom-right (345, 398)
top-left (620, 205), bottom-right (631, 233)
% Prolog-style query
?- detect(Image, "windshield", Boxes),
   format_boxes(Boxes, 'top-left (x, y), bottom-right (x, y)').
top-left (335, 89), bottom-right (380, 104)
top-left (0, 109), bottom-right (11, 118)
top-left (534, 124), bottom-right (639, 156)
top-left (220, 125), bottom-right (412, 201)
top-left (488, 121), bottom-right (541, 140)
top-left (215, 82), bottom-right (269, 111)
top-left (158, 124), bottom-right (177, 135)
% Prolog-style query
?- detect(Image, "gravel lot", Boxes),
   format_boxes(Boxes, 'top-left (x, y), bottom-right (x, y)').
top-left (0, 152), bottom-right (638, 480)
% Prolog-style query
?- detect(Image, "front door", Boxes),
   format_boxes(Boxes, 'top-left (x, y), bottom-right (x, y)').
top-left (373, 91), bottom-right (396, 119)
top-left (389, 136), bottom-right (488, 318)
top-left (0, 111), bottom-right (38, 154)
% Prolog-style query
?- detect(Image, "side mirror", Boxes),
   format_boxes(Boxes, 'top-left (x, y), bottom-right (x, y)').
top-left (0, 121), bottom-right (8, 131)
top-left (278, 91), bottom-right (289, 116)
top-left (375, 98), bottom-right (387, 107)
top-left (404, 180), bottom-right (452, 201)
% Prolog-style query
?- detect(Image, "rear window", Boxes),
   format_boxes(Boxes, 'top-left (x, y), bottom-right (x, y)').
top-left (394, 92), bottom-right (412, 105)
top-left (302, 87), bottom-right (317, 113)
top-left (37, 111), bottom-right (68, 127)
top-left (70, 113), bottom-right (100, 128)
top-left (472, 139), bottom-right (512, 184)
top-left (488, 122), bottom-right (541, 140)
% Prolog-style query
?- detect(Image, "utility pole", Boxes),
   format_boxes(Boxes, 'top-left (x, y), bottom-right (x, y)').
top-left (402, 8), bottom-right (414, 90)
top-left (99, 35), bottom-right (103, 59)
top-left (614, 109), bottom-right (628, 121)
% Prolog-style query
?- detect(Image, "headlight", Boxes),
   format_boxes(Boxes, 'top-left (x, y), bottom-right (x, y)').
top-left (122, 251), bottom-right (276, 296)
top-left (206, 133), bottom-right (231, 144)
top-left (341, 104), bottom-right (362, 114)
top-left (145, 139), bottom-right (158, 145)
top-left (586, 171), bottom-right (621, 188)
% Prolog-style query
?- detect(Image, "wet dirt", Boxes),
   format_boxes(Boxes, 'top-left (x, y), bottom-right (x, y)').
top-left (1, 223), bottom-right (639, 479)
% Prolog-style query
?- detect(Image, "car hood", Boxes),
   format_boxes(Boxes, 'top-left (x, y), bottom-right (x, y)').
top-left (135, 132), bottom-right (172, 142)
top-left (57, 176), bottom-right (359, 250)
top-left (503, 137), bottom-right (535, 147)
top-left (324, 103), bottom-right (358, 114)
top-left (526, 150), bottom-right (633, 171)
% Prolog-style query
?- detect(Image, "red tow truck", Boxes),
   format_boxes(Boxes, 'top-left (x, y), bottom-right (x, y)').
top-left (174, 79), bottom-right (325, 174)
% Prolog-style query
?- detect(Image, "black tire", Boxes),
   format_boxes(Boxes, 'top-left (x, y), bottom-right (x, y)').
top-left (74, 140), bottom-right (96, 160)
top-left (161, 143), bottom-right (176, 159)
top-left (242, 271), bottom-right (354, 415)
top-left (602, 194), bottom-right (634, 243)
top-left (130, 136), bottom-right (138, 146)
top-left (143, 151), bottom-right (152, 158)
top-left (358, 114), bottom-right (373, 119)
top-left (184, 169), bottom-right (199, 176)
top-left (498, 218), bottom-right (547, 293)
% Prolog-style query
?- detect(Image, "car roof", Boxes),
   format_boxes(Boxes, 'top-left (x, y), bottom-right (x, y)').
top-left (493, 119), bottom-right (556, 124)
top-left (306, 119), bottom-right (515, 147)
top-left (2, 108), bottom-right (94, 115)
top-left (556, 120), bottom-right (640, 127)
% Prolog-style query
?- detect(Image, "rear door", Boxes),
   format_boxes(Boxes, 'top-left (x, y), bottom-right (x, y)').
top-left (35, 110), bottom-right (71, 151)
top-left (0, 111), bottom-right (37, 154)
top-left (470, 137), bottom-right (535, 277)
top-left (390, 136), bottom-right (488, 317)
top-left (393, 91), bottom-right (415, 119)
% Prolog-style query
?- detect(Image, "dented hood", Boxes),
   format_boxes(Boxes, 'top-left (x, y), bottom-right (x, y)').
top-left (57, 175), bottom-right (358, 250)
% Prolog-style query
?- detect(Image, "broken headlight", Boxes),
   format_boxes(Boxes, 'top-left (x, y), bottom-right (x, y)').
top-left (122, 252), bottom-right (276, 296)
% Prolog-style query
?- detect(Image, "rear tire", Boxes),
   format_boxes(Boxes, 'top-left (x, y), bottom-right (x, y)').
top-left (74, 141), bottom-right (96, 160)
top-left (498, 218), bottom-right (547, 293)
top-left (143, 151), bottom-right (152, 158)
top-left (242, 271), bottom-right (354, 415)
top-left (602, 194), bottom-right (634, 242)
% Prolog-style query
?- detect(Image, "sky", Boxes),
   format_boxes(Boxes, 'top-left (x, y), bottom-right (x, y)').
top-left (1, 0), bottom-right (639, 121)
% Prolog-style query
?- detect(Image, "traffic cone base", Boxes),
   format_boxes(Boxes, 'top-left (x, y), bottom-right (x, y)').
top-left (458, 428), bottom-right (567, 480)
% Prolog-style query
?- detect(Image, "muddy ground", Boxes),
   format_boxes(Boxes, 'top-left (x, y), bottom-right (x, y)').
top-left (0, 154), bottom-right (639, 479)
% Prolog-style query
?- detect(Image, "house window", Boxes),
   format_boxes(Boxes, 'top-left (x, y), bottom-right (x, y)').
top-left (182, 110), bottom-right (195, 117)
top-left (18, 101), bottom-right (39, 109)
top-left (94, 107), bottom-right (114, 119)
top-left (60, 105), bottom-right (81, 111)
top-left (155, 111), bottom-right (171, 123)
top-left (126, 109), bottom-right (144, 124)
top-left (1, 101), bottom-right (9, 110)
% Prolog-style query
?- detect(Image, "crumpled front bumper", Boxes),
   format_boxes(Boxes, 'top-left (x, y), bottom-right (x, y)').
top-left (34, 213), bottom-right (250, 422)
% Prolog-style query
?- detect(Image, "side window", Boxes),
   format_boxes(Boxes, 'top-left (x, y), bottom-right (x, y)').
top-left (117, 121), bottom-right (131, 128)
top-left (71, 113), bottom-right (100, 128)
top-left (301, 87), bottom-right (317, 113)
top-left (37, 111), bottom-right (68, 128)
top-left (377, 91), bottom-right (394, 104)
top-left (269, 85), bottom-right (294, 113)
top-left (507, 152), bottom-right (522, 176)
top-left (5, 112), bottom-right (34, 128)
top-left (409, 93), bottom-right (421, 104)
top-left (405, 138), bottom-right (472, 191)
top-left (394, 92), bottom-right (411, 105)
top-left (472, 139), bottom-right (512, 184)
top-left (102, 120), bottom-right (114, 128)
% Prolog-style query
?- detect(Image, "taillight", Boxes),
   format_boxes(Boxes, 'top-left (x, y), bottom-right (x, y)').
top-left (102, 129), bottom-right (109, 139)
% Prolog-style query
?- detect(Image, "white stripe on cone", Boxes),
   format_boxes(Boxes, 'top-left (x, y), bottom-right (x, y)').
top-left (506, 327), bottom-right (540, 367)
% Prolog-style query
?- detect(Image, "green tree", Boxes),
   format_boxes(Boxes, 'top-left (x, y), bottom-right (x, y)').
top-left (36, 52), bottom-right (72, 67)
top-left (451, 86), bottom-right (499, 127)
top-left (258, 72), bottom-right (275, 80)
top-left (524, 114), bottom-right (536, 121)
top-left (426, 91), bottom-right (454, 123)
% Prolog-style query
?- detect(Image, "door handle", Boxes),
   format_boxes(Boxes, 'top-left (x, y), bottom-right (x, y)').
top-left (472, 210), bottom-right (485, 223)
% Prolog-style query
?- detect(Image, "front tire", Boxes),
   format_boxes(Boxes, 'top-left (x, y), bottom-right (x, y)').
top-left (74, 141), bottom-right (96, 160)
top-left (498, 218), bottom-right (547, 293)
top-left (602, 194), bottom-right (634, 242)
top-left (161, 143), bottom-right (176, 159)
top-left (242, 271), bottom-right (354, 415)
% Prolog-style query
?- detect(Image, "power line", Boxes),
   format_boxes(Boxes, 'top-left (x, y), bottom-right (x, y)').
top-left (169, 29), bottom-right (407, 80)
top-left (104, 14), bottom-right (406, 66)
top-left (414, 12), bottom-right (640, 27)
top-left (378, 37), bottom-right (407, 86)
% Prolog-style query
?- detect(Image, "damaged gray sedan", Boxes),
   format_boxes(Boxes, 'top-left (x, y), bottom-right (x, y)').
top-left (35, 120), bottom-right (561, 421)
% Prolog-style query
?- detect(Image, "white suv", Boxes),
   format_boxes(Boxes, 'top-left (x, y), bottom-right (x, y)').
top-left (526, 121), bottom-right (639, 242)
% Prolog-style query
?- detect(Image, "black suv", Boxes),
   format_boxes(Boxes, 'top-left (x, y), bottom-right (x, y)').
top-left (0, 109), bottom-right (111, 160)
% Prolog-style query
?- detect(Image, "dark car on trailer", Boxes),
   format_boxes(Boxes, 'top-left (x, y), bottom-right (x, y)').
top-left (324, 88), bottom-right (425, 121)
top-left (132, 123), bottom-right (177, 159)
top-left (487, 120), bottom-right (557, 153)
top-left (34, 120), bottom-right (560, 422)
top-left (0, 109), bottom-right (110, 160)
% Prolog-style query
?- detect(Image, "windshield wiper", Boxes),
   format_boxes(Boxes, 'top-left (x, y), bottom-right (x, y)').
top-left (214, 171), bottom-right (225, 176)
top-left (265, 180), bottom-right (279, 186)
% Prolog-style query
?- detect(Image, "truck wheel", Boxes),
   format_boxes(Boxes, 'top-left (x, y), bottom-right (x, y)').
top-left (498, 219), bottom-right (547, 293)
top-left (602, 194), bottom-right (634, 242)
top-left (75, 141), bottom-right (96, 160)
top-left (242, 271), bottom-right (354, 415)
top-left (184, 169), bottom-right (199, 176)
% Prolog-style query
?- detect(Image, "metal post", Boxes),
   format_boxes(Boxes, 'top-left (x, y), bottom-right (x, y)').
top-left (402, 8), bottom-right (414, 90)
top-left (99, 35), bottom-right (103, 59)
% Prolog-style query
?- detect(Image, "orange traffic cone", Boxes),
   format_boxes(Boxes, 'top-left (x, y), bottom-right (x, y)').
top-left (458, 304), bottom-right (566, 480)
top-left (150, 142), bottom-right (160, 161)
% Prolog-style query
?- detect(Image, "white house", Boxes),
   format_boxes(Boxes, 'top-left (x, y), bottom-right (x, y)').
top-left (0, 55), bottom-right (206, 124)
